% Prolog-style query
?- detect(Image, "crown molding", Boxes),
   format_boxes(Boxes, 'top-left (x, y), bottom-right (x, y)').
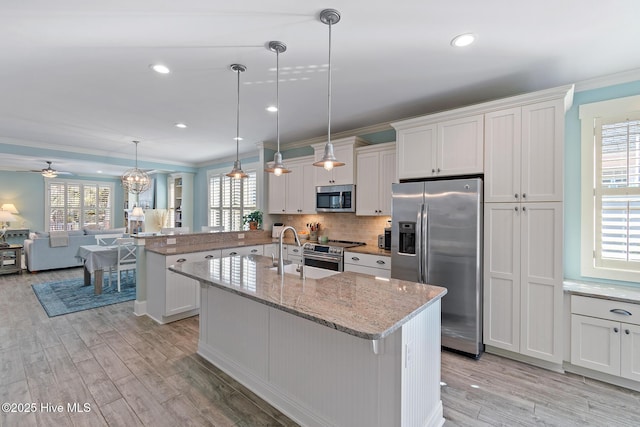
top-left (574, 68), bottom-right (640, 93)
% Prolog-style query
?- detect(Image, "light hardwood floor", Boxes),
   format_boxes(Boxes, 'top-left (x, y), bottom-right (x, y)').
top-left (1, 267), bottom-right (639, 426)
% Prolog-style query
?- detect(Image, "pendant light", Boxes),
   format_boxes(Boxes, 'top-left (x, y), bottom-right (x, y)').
top-left (265, 41), bottom-right (291, 176)
top-left (121, 140), bottom-right (151, 194)
top-left (313, 8), bottom-right (344, 171)
top-left (226, 64), bottom-right (248, 179)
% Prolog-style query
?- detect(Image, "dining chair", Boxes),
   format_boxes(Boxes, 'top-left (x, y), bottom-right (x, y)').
top-left (114, 237), bottom-right (136, 292)
top-left (94, 233), bottom-right (124, 246)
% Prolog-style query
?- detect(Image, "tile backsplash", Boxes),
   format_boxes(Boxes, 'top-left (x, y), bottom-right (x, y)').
top-left (272, 213), bottom-right (391, 247)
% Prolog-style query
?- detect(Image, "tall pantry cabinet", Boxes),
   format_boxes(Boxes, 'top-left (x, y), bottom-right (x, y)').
top-left (483, 87), bottom-right (573, 365)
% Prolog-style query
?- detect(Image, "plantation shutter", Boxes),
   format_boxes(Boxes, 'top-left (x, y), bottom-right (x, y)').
top-left (595, 116), bottom-right (640, 271)
top-left (207, 168), bottom-right (257, 232)
top-left (46, 180), bottom-right (114, 231)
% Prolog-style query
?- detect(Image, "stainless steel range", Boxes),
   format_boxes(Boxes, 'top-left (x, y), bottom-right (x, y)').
top-left (302, 240), bottom-right (365, 271)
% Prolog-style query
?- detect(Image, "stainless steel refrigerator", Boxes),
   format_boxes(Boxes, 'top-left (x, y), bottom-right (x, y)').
top-left (391, 178), bottom-right (483, 358)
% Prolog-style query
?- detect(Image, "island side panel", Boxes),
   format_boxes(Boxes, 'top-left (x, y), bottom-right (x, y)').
top-left (402, 298), bottom-right (444, 427)
top-left (268, 306), bottom-right (402, 427)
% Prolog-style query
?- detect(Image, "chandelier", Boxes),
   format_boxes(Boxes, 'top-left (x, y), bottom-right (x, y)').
top-left (121, 140), bottom-right (151, 194)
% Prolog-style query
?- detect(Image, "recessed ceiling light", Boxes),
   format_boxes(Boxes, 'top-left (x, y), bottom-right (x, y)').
top-left (266, 106), bottom-right (278, 112)
top-left (150, 64), bottom-right (170, 74)
top-left (175, 123), bottom-right (187, 128)
top-left (451, 33), bottom-right (476, 47)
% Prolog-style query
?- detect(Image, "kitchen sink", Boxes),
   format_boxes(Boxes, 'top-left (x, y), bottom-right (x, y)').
top-left (269, 264), bottom-right (339, 280)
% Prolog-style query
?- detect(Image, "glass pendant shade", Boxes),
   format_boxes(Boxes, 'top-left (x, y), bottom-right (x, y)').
top-left (313, 8), bottom-right (344, 171)
top-left (121, 141), bottom-right (151, 194)
top-left (265, 41), bottom-right (291, 176)
top-left (227, 64), bottom-right (248, 179)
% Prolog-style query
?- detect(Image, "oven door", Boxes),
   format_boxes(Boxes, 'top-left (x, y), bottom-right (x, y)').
top-left (303, 253), bottom-right (343, 272)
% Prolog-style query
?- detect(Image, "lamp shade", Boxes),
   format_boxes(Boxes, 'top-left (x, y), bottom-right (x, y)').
top-left (130, 207), bottom-right (145, 219)
top-left (1, 204), bottom-right (19, 214)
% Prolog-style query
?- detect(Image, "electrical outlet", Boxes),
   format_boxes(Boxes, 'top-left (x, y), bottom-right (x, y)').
top-left (237, 233), bottom-right (244, 239)
top-left (405, 342), bottom-right (413, 368)
top-left (167, 238), bottom-right (177, 245)
top-left (287, 216), bottom-right (293, 221)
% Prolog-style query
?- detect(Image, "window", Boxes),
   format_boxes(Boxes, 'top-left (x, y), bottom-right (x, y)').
top-left (580, 95), bottom-right (640, 282)
top-left (45, 179), bottom-right (114, 231)
top-left (207, 167), bottom-right (257, 232)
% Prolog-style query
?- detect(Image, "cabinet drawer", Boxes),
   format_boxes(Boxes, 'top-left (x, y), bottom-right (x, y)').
top-left (165, 250), bottom-right (220, 267)
top-left (221, 245), bottom-right (262, 257)
top-left (287, 245), bottom-right (303, 257)
top-left (344, 252), bottom-right (390, 270)
top-left (572, 295), bottom-right (640, 326)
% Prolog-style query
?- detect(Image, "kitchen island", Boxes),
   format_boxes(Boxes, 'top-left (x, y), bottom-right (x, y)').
top-left (170, 254), bottom-right (447, 427)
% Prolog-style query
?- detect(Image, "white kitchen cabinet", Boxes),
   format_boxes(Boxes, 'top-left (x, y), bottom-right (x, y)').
top-left (220, 245), bottom-right (262, 257)
top-left (570, 295), bottom-right (640, 382)
top-left (268, 156), bottom-right (315, 215)
top-left (393, 114), bottom-right (483, 180)
top-left (484, 99), bottom-right (564, 203)
top-left (483, 202), bottom-right (563, 363)
top-left (146, 249), bottom-right (220, 324)
top-left (287, 244), bottom-right (303, 264)
top-left (344, 251), bottom-right (390, 278)
top-left (312, 136), bottom-right (368, 186)
top-left (356, 143), bottom-right (396, 216)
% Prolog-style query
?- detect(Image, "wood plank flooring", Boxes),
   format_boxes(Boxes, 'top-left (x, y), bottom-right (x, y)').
top-left (1, 267), bottom-right (639, 426)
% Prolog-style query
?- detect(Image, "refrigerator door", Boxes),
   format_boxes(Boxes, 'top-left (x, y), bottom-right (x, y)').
top-left (424, 178), bottom-right (483, 356)
top-left (391, 182), bottom-right (425, 283)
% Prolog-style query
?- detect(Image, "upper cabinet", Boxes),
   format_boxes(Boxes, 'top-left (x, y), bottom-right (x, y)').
top-left (392, 114), bottom-right (483, 180)
top-left (267, 156), bottom-right (316, 215)
top-left (356, 142), bottom-right (396, 216)
top-left (312, 136), bottom-right (368, 186)
top-left (485, 99), bottom-right (565, 203)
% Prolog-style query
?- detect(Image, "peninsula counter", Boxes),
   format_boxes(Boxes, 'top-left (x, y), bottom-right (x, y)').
top-left (170, 254), bottom-right (447, 427)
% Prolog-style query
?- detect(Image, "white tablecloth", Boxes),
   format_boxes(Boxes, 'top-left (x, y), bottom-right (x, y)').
top-left (76, 245), bottom-right (118, 273)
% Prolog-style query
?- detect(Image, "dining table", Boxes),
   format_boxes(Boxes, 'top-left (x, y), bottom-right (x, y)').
top-left (76, 244), bottom-right (119, 295)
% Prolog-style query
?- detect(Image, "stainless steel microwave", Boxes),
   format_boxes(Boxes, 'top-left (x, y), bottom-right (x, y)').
top-left (316, 184), bottom-right (355, 212)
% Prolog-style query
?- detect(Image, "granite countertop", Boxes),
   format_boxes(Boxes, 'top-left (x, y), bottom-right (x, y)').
top-left (564, 280), bottom-right (640, 304)
top-left (170, 254), bottom-right (447, 340)
top-left (344, 245), bottom-right (391, 256)
top-left (145, 237), bottom-right (279, 255)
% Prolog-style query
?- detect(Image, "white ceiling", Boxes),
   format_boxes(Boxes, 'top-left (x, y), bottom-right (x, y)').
top-left (2, 1), bottom-right (640, 177)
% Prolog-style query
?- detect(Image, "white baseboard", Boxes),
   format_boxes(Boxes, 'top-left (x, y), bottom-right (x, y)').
top-left (133, 299), bottom-right (147, 316)
top-left (485, 345), bottom-right (565, 373)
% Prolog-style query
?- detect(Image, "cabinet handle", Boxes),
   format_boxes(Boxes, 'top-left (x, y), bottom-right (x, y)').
top-left (514, 206), bottom-right (518, 212)
top-left (351, 256), bottom-right (360, 261)
top-left (376, 259), bottom-right (386, 265)
top-left (625, 329), bottom-right (631, 335)
top-left (250, 249), bottom-right (258, 253)
top-left (292, 249), bottom-right (299, 253)
top-left (229, 251), bottom-right (238, 256)
top-left (432, 169), bottom-right (436, 173)
top-left (177, 258), bottom-right (187, 263)
top-left (204, 255), bottom-right (215, 259)
top-left (522, 193), bottom-right (526, 199)
top-left (614, 327), bottom-right (619, 333)
top-left (610, 309), bottom-right (632, 316)
top-left (515, 193), bottom-right (519, 199)
top-left (437, 168), bottom-right (440, 173)
top-left (522, 206), bottom-right (526, 212)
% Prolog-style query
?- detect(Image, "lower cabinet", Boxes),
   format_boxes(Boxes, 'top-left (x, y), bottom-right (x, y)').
top-left (343, 251), bottom-right (390, 278)
top-left (570, 295), bottom-right (640, 382)
top-left (220, 245), bottom-right (263, 257)
top-left (146, 250), bottom-right (220, 324)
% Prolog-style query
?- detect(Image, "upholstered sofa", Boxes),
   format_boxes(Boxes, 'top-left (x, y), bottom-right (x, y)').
top-left (24, 228), bottom-right (127, 272)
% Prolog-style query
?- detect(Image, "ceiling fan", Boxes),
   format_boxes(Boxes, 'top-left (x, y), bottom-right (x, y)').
top-left (31, 161), bottom-right (73, 178)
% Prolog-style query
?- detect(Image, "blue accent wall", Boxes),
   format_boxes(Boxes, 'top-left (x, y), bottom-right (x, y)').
top-left (564, 79), bottom-right (640, 286)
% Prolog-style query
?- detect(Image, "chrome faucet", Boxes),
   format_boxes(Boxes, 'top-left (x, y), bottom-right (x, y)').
top-left (277, 225), bottom-right (301, 275)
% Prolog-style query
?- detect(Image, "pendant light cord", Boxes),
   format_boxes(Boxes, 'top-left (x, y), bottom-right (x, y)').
top-left (276, 47), bottom-right (280, 153)
top-left (327, 19), bottom-right (333, 144)
top-left (236, 67), bottom-right (241, 160)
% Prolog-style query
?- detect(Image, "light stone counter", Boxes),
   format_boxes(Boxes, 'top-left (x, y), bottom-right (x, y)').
top-left (170, 254), bottom-right (446, 340)
top-left (345, 244), bottom-right (391, 257)
top-left (564, 280), bottom-right (640, 304)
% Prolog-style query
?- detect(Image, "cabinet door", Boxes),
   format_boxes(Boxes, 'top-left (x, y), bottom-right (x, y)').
top-left (314, 143), bottom-right (355, 186)
top-left (165, 256), bottom-right (199, 316)
top-left (378, 149), bottom-right (396, 216)
top-left (621, 323), bottom-right (640, 382)
top-left (356, 151), bottom-right (380, 216)
top-left (484, 107), bottom-right (522, 202)
top-left (437, 114), bottom-right (484, 176)
top-left (571, 314), bottom-right (620, 376)
top-left (397, 124), bottom-right (437, 180)
top-left (483, 203), bottom-right (521, 352)
top-left (268, 173), bottom-right (287, 214)
top-left (285, 162), bottom-right (304, 213)
top-left (301, 163), bottom-right (317, 214)
top-left (521, 100), bottom-right (563, 202)
top-left (520, 202), bottom-right (563, 363)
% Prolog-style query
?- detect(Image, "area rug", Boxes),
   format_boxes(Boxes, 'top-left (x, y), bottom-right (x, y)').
top-left (31, 274), bottom-right (135, 317)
